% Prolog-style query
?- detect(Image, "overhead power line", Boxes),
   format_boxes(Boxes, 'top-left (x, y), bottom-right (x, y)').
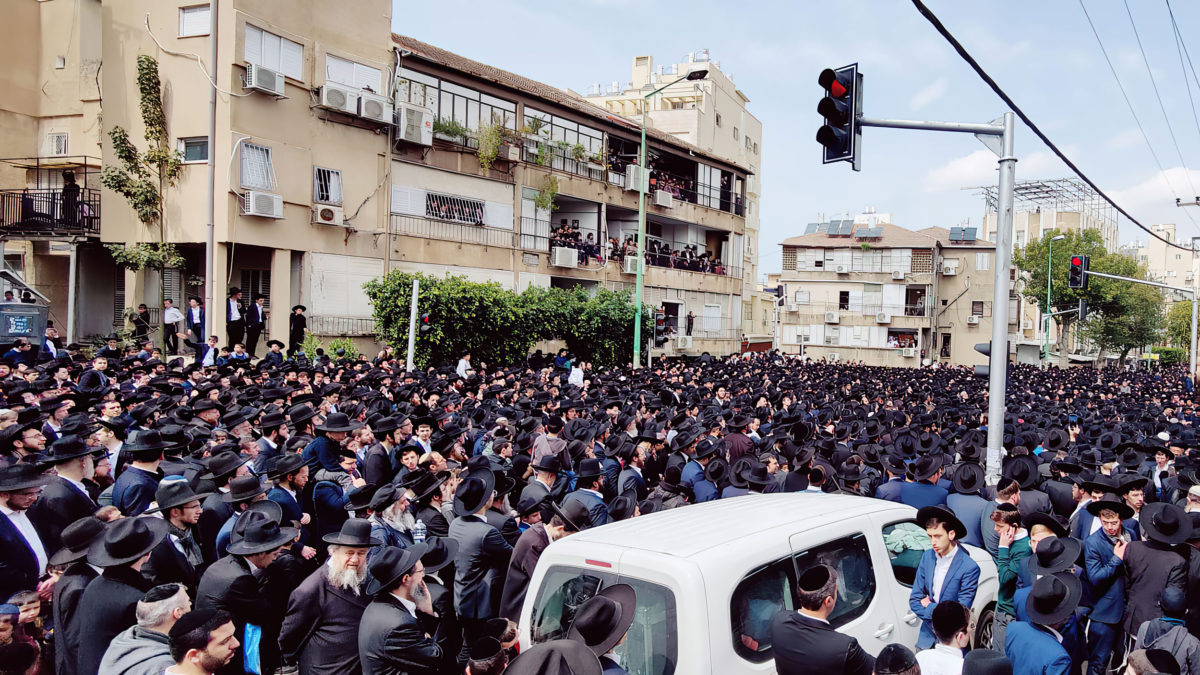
top-left (1166, 0), bottom-right (1200, 154)
top-left (908, 0), bottom-right (1194, 251)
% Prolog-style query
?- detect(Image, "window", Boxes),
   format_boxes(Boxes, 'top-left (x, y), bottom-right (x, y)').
top-left (733, 127), bottom-right (740, 140)
top-left (398, 68), bottom-right (518, 133)
top-left (754, 142), bottom-right (759, 154)
top-left (523, 107), bottom-right (603, 156)
top-left (240, 143), bottom-right (276, 191)
top-left (882, 521), bottom-right (931, 586)
top-left (324, 54), bottom-right (381, 93)
top-left (47, 133), bottom-right (68, 156)
top-left (731, 558), bottom-right (795, 662)
top-left (179, 5), bottom-right (210, 37)
top-left (240, 269), bottom-right (271, 312)
top-left (794, 290), bottom-right (810, 304)
top-left (244, 24), bottom-right (303, 80)
top-left (425, 192), bottom-right (485, 225)
top-left (839, 291), bottom-right (850, 311)
top-left (745, 136), bottom-right (754, 150)
top-left (976, 252), bottom-right (990, 271)
top-left (971, 301), bottom-right (984, 316)
top-left (792, 533), bottom-right (876, 629)
top-left (715, 112), bottom-right (723, 127)
top-left (313, 167), bottom-right (342, 205)
top-left (54, 56), bottom-right (65, 69)
top-left (178, 137), bottom-right (209, 163)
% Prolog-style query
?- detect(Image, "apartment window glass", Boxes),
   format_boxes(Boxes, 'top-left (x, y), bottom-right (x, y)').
top-left (179, 5), bottom-right (211, 37)
top-left (325, 54), bottom-right (382, 93)
top-left (396, 68), bottom-right (516, 132)
top-left (426, 192), bottom-right (485, 226)
top-left (240, 143), bottom-right (276, 190)
top-left (47, 133), bottom-right (68, 156)
top-left (745, 136), bottom-right (753, 150)
top-left (976, 252), bottom-right (990, 271)
top-left (715, 112), bottom-right (723, 127)
top-left (971, 301), bottom-right (984, 316)
top-left (733, 127), bottom-right (740, 140)
top-left (523, 107), bottom-right (603, 156)
top-left (313, 167), bottom-right (343, 204)
top-left (244, 24), bottom-right (303, 80)
top-left (178, 137), bottom-right (209, 163)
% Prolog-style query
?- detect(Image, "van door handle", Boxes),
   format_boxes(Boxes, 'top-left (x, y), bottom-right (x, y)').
top-left (903, 612), bottom-right (919, 625)
top-left (874, 624), bottom-right (895, 639)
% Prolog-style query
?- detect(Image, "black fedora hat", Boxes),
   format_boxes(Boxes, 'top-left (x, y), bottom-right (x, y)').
top-left (406, 470), bottom-right (449, 504)
top-left (552, 498), bottom-right (591, 532)
top-left (1024, 511), bottom-right (1068, 539)
top-left (266, 339), bottom-right (285, 350)
top-left (916, 505), bottom-right (967, 540)
top-left (266, 453), bottom-right (306, 480)
top-left (1028, 536), bottom-right (1082, 577)
top-left (420, 536), bottom-right (458, 573)
top-left (1086, 493), bottom-right (1135, 520)
top-left (1141, 502), bottom-right (1193, 545)
top-left (221, 475), bottom-right (270, 503)
top-left (962, 650), bottom-right (1012, 675)
top-left (745, 462), bottom-right (772, 489)
top-left (0, 463), bottom-right (52, 492)
top-left (316, 412), bottom-right (362, 433)
top-left (608, 494), bottom-right (636, 521)
top-left (453, 471), bottom-right (496, 518)
top-left (200, 450), bottom-right (248, 481)
top-left (344, 483), bottom-right (379, 512)
top-left (288, 403), bottom-right (318, 427)
top-left (48, 516), bottom-right (106, 566)
top-left (503, 639), bottom-right (602, 675)
top-left (88, 516), bottom-right (170, 567)
top-left (227, 514), bottom-right (298, 555)
top-left (365, 544), bottom-right (429, 595)
top-left (908, 454), bottom-right (943, 482)
top-left (39, 435), bottom-right (93, 464)
top-left (1025, 572), bottom-right (1082, 625)
top-left (950, 462), bottom-right (985, 494)
top-left (531, 454), bottom-right (561, 473)
top-left (323, 518), bottom-right (384, 547)
top-left (568, 583), bottom-right (637, 657)
top-left (148, 480), bottom-right (211, 513)
top-left (576, 458), bottom-right (604, 479)
top-left (1003, 455), bottom-right (1040, 490)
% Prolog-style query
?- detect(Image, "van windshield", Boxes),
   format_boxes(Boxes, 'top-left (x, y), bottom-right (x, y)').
top-left (530, 565), bottom-right (678, 675)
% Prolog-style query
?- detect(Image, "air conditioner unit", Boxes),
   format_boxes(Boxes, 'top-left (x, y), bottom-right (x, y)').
top-left (551, 246), bottom-right (578, 268)
top-left (828, 352), bottom-right (840, 362)
top-left (244, 63), bottom-right (285, 96)
top-left (395, 103), bottom-right (433, 146)
top-left (653, 190), bottom-right (674, 208)
top-left (358, 92), bottom-right (392, 123)
top-left (676, 336), bottom-right (692, 349)
top-left (785, 304), bottom-right (798, 312)
top-left (622, 257), bottom-right (642, 274)
top-left (319, 83), bottom-right (360, 115)
top-left (824, 311), bottom-right (839, 323)
top-left (901, 347), bottom-right (917, 358)
top-left (941, 261), bottom-right (959, 276)
top-left (835, 265), bottom-right (849, 274)
top-left (891, 270), bottom-right (906, 280)
top-left (1021, 320), bottom-right (1034, 330)
top-left (311, 204), bottom-right (344, 226)
top-left (243, 191), bottom-right (283, 218)
top-left (823, 335), bottom-right (837, 345)
top-left (624, 165), bottom-right (646, 192)
top-left (966, 315), bottom-right (980, 325)
top-left (876, 312), bottom-right (890, 324)
top-left (497, 145), bottom-right (520, 162)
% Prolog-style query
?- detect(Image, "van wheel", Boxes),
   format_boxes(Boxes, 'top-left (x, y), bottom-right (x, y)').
top-left (974, 606), bottom-right (995, 650)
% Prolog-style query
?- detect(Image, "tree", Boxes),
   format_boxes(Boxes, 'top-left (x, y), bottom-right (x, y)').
top-left (1078, 271), bottom-right (1164, 365)
top-left (1166, 301), bottom-right (1193, 351)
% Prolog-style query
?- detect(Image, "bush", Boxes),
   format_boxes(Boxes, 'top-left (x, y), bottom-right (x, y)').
top-left (1152, 346), bottom-right (1187, 365)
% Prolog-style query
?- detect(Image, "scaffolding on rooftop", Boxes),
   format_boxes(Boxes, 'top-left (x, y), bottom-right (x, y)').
top-left (969, 177), bottom-right (1117, 231)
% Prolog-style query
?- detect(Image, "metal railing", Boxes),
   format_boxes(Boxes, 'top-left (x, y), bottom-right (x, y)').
top-left (0, 188), bottom-right (101, 237)
top-left (392, 214), bottom-right (516, 248)
top-left (790, 302), bottom-right (929, 318)
top-left (308, 315), bottom-right (377, 337)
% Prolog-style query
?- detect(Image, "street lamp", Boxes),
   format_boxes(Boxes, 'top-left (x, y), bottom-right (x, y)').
top-left (1045, 234), bottom-right (1065, 364)
top-left (632, 68), bottom-right (708, 368)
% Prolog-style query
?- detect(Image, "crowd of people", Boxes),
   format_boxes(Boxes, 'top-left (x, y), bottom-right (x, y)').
top-left (0, 342), bottom-right (1197, 674)
top-left (547, 225), bottom-right (727, 277)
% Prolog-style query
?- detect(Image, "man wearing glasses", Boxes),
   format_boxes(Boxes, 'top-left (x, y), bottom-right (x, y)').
top-left (0, 464), bottom-right (54, 602)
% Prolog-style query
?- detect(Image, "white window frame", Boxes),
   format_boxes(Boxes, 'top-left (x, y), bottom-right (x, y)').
top-left (177, 137), bottom-right (209, 164)
top-left (47, 133), bottom-right (68, 156)
top-left (244, 24), bottom-right (303, 81)
top-left (240, 143), bottom-right (276, 191)
top-left (179, 5), bottom-right (211, 38)
top-left (976, 252), bottom-right (990, 271)
top-left (324, 54), bottom-right (382, 93)
top-left (312, 167), bottom-right (343, 205)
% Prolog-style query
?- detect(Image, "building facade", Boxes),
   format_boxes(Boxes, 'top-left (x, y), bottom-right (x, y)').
top-left (579, 51), bottom-right (771, 350)
top-left (1119, 223), bottom-right (1198, 289)
top-left (771, 221), bottom-right (996, 367)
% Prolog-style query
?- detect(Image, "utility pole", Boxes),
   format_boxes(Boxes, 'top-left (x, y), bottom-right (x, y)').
top-left (204, 1), bottom-right (218, 337)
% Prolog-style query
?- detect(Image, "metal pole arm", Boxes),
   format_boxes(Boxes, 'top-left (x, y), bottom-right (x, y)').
top-left (858, 116), bottom-right (1004, 135)
top-left (1083, 270), bottom-right (1196, 296)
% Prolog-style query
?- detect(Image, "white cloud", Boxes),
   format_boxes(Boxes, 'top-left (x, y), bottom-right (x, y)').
top-left (1110, 167), bottom-right (1200, 212)
top-left (1105, 128), bottom-right (1143, 151)
top-left (908, 77), bottom-right (948, 112)
top-left (924, 149), bottom-right (1067, 192)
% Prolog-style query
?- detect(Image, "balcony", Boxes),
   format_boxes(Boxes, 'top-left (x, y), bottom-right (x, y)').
top-left (308, 315), bottom-right (377, 337)
top-left (392, 214), bottom-right (516, 249)
top-left (789, 302), bottom-right (929, 321)
top-left (0, 188), bottom-right (101, 238)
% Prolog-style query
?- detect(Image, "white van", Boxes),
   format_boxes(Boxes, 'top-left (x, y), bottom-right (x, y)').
top-left (519, 493), bottom-right (998, 674)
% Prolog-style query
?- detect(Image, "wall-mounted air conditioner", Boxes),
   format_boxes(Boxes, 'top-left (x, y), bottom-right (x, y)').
top-left (876, 312), bottom-right (890, 324)
top-left (243, 191), bottom-right (284, 218)
top-left (966, 315), bottom-right (980, 325)
top-left (825, 311), bottom-right (839, 323)
top-left (245, 63), bottom-right (285, 96)
top-left (358, 92), bottom-right (392, 123)
top-left (901, 347), bottom-right (917, 357)
top-left (653, 190), bottom-right (674, 208)
top-left (394, 103), bottom-right (433, 146)
top-left (551, 247), bottom-right (578, 268)
top-left (319, 83), bottom-right (360, 114)
top-left (312, 204), bottom-right (344, 226)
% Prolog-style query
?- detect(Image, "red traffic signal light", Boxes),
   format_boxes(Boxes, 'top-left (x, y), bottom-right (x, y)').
top-left (1068, 255), bottom-right (1088, 289)
top-left (418, 312), bottom-right (432, 335)
top-left (817, 64), bottom-right (862, 170)
top-left (1071, 256), bottom-right (1082, 266)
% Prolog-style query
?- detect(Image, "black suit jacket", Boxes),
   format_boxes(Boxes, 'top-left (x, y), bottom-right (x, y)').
top-left (52, 561), bottom-right (96, 675)
top-left (77, 368), bottom-right (110, 396)
top-left (29, 476), bottom-right (96, 557)
top-left (1042, 479), bottom-right (1077, 519)
top-left (485, 507), bottom-right (521, 547)
top-left (198, 492), bottom-right (234, 563)
top-left (499, 523), bottom-right (550, 621)
top-left (246, 303), bottom-right (266, 327)
top-left (448, 513), bottom-right (513, 621)
top-left (0, 511), bottom-right (40, 602)
top-left (278, 567), bottom-right (370, 675)
top-left (357, 594), bottom-right (446, 675)
top-left (1017, 488), bottom-right (1054, 519)
top-left (770, 611), bottom-right (875, 675)
top-left (414, 503), bottom-right (449, 540)
top-left (1123, 540), bottom-right (1188, 634)
top-left (143, 533), bottom-right (202, 596)
top-left (76, 565), bottom-right (154, 675)
top-left (197, 554), bottom-right (282, 675)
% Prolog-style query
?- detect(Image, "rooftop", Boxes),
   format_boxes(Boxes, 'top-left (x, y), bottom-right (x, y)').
top-left (392, 35), bottom-right (750, 174)
top-left (780, 222), bottom-right (994, 249)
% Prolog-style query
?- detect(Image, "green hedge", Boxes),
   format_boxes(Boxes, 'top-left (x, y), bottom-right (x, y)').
top-left (1151, 346), bottom-right (1187, 365)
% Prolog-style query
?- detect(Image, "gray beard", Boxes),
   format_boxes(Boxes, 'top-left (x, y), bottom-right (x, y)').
top-left (383, 506), bottom-right (416, 533)
top-left (327, 561), bottom-right (367, 594)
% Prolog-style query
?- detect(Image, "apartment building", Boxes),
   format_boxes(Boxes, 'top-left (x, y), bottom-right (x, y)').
top-left (579, 51), bottom-right (772, 350)
top-left (770, 221), bottom-right (996, 367)
top-left (1120, 223), bottom-right (1197, 289)
top-left (0, 0), bottom-right (749, 356)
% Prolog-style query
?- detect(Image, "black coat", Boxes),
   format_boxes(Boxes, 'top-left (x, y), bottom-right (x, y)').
top-left (361, 443), bottom-right (393, 488)
top-left (357, 594), bottom-right (445, 675)
top-left (414, 503), bottom-right (449, 540)
top-left (0, 510), bottom-right (41, 602)
top-left (1042, 479), bottom-right (1077, 519)
top-left (52, 561), bottom-right (97, 675)
top-left (485, 507), bottom-right (521, 548)
top-left (75, 565), bottom-right (154, 675)
top-left (142, 532), bottom-right (202, 596)
top-left (499, 523), bottom-right (550, 621)
top-left (28, 475), bottom-right (96, 556)
top-left (1017, 488), bottom-right (1054, 519)
top-left (198, 492), bottom-right (234, 563)
top-left (279, 567), bottom-right (370, 675)
top-left (448, 513), bottom-right (512, 621)
top-left (424, 574), bottom-right (461, 675)
top-left (1124, 540), bottom-right (1189, 634)
top-left (770, 610), bottom-right (875, 675)
top-left (197, 554), bottom-right (283, 675)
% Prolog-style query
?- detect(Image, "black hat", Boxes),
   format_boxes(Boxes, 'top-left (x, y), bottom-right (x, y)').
top-left (453, 471), bottom-right (495, 517)
top-left (148, 481), bottom-right (211, 513)
top-left (200, 450), bottom-right (248, 480)
top-left (48, 516), bottom-right (106, 566)
top-left (515, 495), bottom-right (545, 518)
top-left (316, 412), bottom-right (362, 433)
top-left (608, 494), bottom-right (636, 521)
top-left (1086, 493), bottom-right (1135, 520)
top-left (568, 584), bottom-right (636, 657)
top-left (468, 637), bottom-right (503, 663)
top-left (40, 435), bottom-right (92, 464)
top-left (266, 453), bottom-right (306, 480)
top-left (168, 607), bottom-right (222, 644)
top-left (874, 644), bottom-right (918, 675)
top-left (88, 516), bottom-right (170, 567)
top-left (288, 404), bottom-right (318, 427)
top-left (1025, 572), bottom-right (1082, 625)
top-left (1003, 455), bottom-right (1040, 490)
top-left (365, 544), bottom-right (428, 595)
top-left (1141, 502), bottom-right (1193, 545)
top-left (552, 498), bottom-right (591, 532)
top-left (503, 640), bottom-right (602, 675)
top-left (1028, 536), bottom-right (1082, 577)
top-left (531, 454), bottom-right (561, 473)
top-left (916, 505), bottom-right (967, 540)
top-left (266, 339), bottom-right (285, 350)
top-left (962, 650), bottom-right (1012, 675)
top-left (950, 462), bottom-right (985, 494)
top-left (344, 484), bottom-right (379, 512)
top-left (227, 515), bottom-right (298, 555)
top-left (406, 470), bottom-right (449, 504)
top-left (576, 457), bottom-right (603, 479)
top-left (0, 463), bottom-right (52, 492)
top-left (1024, 511), bottom-right (1068, 539)
top-left (420, 536), bottom-right (458, 573)
top-left (1147, 649), bottom-right (1181, 675)
top-left (292, 304), bottom-right (306, 312)
top-left (221, 475), bottom-right (270, 503)
top-left (322, 518), bottom-right (383, 547)
top-left (908, 454), bottom-right (943, 482)
top-left (368, 484), bottom-right (405, 512)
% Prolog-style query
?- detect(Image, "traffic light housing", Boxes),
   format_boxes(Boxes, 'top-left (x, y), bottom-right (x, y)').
top-left (653, 311), bottom-right (668, 348)
top-left (1078, 299), bottom-right (1088, 322)
top-left (1068, 255), bottom-right (1089, 289)
top-left (973, 342), bottom-right (991, 378)
top-left (817, 64), bottom-right (862, 170)
top-left (418, 313), bottom-right (432, 336)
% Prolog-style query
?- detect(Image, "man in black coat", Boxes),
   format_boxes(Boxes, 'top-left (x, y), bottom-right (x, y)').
top-left (143, 481), bottom-right (210, 595)
top-left (28, 436), bottom-right (98, 555)
top-left (359, 544), bottom-right (450, 675)
top-left (771, 563), bottom-right (875, 675)
top-left (447, 472), bottom-right (512, 658)
top-left (49, 516), bottom-right (104, 675)
top-left (418, 537), bottom-right (461, 675)
top-left (0, 464), bottom-right (53, 604)
top-left (245, 294), bottom-right (266, 357)
top-left (499, 501), bottom-right (586, 622)
top-left (198, 451), bottom-right (247, 562)
top-left (410, 470), bottom-right (451, 540)
top-left (75, 516), bottom-right (168, 675)
top-left (1123, 502), bottom-right (1191, 636)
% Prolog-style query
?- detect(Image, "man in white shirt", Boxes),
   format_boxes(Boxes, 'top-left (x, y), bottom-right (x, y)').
top-left (163, 299), bottom-right (185, 356)
top-left (916, 601), bottom-right (969, 674)
top-left (225, 287), bottom-right (245, 349)
top-left (456, 351), bottom-right (473, 380)
top-left (0, 463), bottom-right (54, 603)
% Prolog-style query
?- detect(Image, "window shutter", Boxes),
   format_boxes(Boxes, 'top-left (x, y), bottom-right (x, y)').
top-left (325, 54), bottom-right (354, 86)
top-left (244, 24), bottom-right (262, 65)
top-left (260, 31), bottom-right (282, 71)
top-left (390, 186), bottom-right (426, 216)
top-left (113, 271), bottom-right (126, 326)
top-left (484, 202), bottom-right (513, 229)
top-left (180, 6), bottom-right (210, 37)
top-left (354, 63), bottom-right (382, 92)
top-left (280, 39), bottom-right (303, 80)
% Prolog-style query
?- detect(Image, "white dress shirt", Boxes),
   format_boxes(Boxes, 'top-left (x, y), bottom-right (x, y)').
top-left (0, 504), bottom-right (47, 575)
top-left (916, 643), bottom-right (965, 675)
top-left (228, 299), bottom-right (241, 322)
top-left (931, 544), bottom-right (959, 602)
top-left (392, 591), bottom-right (417, 616)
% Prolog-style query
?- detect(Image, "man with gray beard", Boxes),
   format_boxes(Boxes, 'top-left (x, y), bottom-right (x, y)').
top-left (279, 520), bottom-right (382, 675)
top-left (366, 485), bottom-right (416, 556)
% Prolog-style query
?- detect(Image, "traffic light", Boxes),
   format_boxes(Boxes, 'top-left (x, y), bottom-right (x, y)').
top-left (1068, 255), bottom-right (1089, 289)
top-left (653, 311), bottom-right (668, 348)
top-left (973, 342), bottom-right (991, 378)
top-left (817, 64), bottom-right (862, 170)
top-left (1078, 299), bottom-right (1088, 322)
top-left (418, 313), bottom-right (432, 336)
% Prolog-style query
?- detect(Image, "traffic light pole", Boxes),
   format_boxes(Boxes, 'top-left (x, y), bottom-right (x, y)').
top-left (1078, 269), bottom-right (1198, 378)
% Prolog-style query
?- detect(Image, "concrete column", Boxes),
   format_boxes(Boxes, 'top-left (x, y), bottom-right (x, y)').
top-left (269, 248), bottom-right (291, 342)
top-left (123, 268), bottom-right (142, 333)
top-left (211, 243), bottom-right (228, 344)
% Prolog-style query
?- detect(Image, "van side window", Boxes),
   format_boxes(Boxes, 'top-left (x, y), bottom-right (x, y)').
top-left (530, 566), bottom-right (613, 642)
top-left (882, 521), bottom-right (932, 586)
top-left (730, 557), bottom-right (796, 663)
top-left (793, 532), bottom-right (876, 628)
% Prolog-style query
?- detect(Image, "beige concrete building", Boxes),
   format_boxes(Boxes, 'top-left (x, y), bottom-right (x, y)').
top-left (771, 221), bottom-right (996, 367)
top-left (1119, 223), bottom-right (1197, 289)
top-left (579, 51), bottom-right (771, 350)
top-left (0, 0), bottom-right (750, 357)
top-left (983, 209), bottom-right (1119, 253)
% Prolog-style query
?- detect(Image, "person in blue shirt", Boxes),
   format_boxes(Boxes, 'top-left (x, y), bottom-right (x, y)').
top-left (909, 505), bottom-right (981, 649)
top-left (111, 430), bottom-right (171, 516)
top-left (2, 339), bottom-right (35, 366)
top-left (873, 455), bottom-right (907, 503)
top-left (900, 454), bottom-right (948, 510)
top-left (945, 462), bottom-right (988, 548)
top-left (1083, 495), bottom-right (1137, 675)
top-left (1006, 573), bottom-right (1080, 675)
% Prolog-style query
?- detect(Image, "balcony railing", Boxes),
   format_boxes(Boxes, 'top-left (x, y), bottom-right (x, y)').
top-left (392, 214), bottom-right (516, 248)
top-left (308, 315), bottom-right (377, 337)
top-left (792, 302), bottom-right (929, 318)
top-left (0, 188), bottom-right (101, 237)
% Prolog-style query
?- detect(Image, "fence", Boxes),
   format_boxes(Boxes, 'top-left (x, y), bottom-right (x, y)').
top-left (392, 214), bottom-right (515, 248)
top-left (308, 315), bottom-right (377, 337)
top-left (0, 188), bottom-right (101, 237)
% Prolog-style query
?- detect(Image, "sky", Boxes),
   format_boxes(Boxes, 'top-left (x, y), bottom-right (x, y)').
top-left (393, 0), bottom-right (1200, 276)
